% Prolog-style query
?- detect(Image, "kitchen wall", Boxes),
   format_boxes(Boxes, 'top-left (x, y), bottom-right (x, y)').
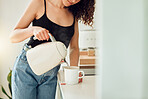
top-left (97, 0), bottom-right (148, 99)
top-left (0, 0), bottom-right (31, 98)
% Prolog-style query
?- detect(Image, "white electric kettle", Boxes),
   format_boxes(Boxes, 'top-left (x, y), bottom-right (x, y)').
top-left (26, 33), bottom-right (67, 75)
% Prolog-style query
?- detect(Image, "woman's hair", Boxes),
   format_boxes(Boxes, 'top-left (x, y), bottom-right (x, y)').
top-left (67, 0), bottom-right (96, 27)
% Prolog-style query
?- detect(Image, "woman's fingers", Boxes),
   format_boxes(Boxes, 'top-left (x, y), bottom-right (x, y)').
top-left (34, 28), bottom-right (50, 41)
top-left (44, 31), bottom-right (50, 41)
top-left (35, 33), bottom-right (42, 40)
top-left (40, 31), bottom-right (46, 40)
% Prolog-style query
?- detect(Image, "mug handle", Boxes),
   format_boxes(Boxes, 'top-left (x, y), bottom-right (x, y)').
top-left (78, 71), bottom-right (85, 78)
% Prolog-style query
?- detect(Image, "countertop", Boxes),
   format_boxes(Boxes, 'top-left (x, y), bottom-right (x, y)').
top-left (57, 70), bottom-right (97, 99)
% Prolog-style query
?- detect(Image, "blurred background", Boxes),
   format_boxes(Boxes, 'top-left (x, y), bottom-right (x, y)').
top-left (97, 0), bottom-right (148, 99)
top-left (0, 0), bottom-right (148, 99)
top-left (0, 0), bottom-right (31, 98)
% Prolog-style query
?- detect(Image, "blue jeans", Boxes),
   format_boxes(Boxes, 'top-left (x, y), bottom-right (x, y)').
top-left (12, 44), bottom-right (61, 99)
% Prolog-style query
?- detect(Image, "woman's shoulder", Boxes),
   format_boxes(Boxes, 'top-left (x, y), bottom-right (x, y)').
top-left (28, 0), bottom-right (44, 10)
top-left (28, 0), bottom-right (44, 15)
top-left (31, 0), bottom-right (44, 7)
top-left (32, 0), bottom-right (43, 4)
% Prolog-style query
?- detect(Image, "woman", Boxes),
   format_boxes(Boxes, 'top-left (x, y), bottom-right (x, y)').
top-left (9, 0), bottom-right (95, 98)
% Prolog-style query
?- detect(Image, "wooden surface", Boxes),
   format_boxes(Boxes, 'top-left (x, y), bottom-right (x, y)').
top-left (79, 55), bottom-right (96, 64)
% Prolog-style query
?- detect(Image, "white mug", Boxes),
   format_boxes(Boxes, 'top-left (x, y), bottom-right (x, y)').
top-left (64, 66), bottom-right (85, 85)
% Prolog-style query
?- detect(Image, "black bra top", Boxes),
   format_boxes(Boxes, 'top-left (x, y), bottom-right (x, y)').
top-left (27, 0), bottom-right (75, 48)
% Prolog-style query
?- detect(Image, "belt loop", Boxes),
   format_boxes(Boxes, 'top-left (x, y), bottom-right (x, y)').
top-left (23, 43), bottom-right (32, 51)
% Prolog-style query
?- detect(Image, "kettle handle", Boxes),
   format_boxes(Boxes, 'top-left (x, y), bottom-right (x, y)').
top-left (33, 33), bottom-right (56, 42)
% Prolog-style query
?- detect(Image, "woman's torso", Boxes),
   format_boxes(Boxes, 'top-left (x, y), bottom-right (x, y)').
top-left (27, 0), bottom-right (75, 48)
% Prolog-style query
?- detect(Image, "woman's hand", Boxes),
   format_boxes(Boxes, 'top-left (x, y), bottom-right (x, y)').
top-left (32, 26), bottom-right (50, 41)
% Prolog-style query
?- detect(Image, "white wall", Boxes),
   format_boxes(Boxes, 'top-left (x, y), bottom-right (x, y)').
top-left (0, 0), bottom-right (30, 98)
top-left (98, 0), bottom-right (148, 99)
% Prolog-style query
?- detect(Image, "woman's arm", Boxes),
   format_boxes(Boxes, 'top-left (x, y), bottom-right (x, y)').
top-left (69, 19), bottom-right (80, 66)
top-left (9, 0), bottom-right (49, 43)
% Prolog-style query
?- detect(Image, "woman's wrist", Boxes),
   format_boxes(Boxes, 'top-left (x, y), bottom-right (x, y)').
top-left (27, 26), bottom-right (35, 36)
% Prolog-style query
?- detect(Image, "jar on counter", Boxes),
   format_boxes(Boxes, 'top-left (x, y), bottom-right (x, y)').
top-left (87, 47), bottom-right (95, 56)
